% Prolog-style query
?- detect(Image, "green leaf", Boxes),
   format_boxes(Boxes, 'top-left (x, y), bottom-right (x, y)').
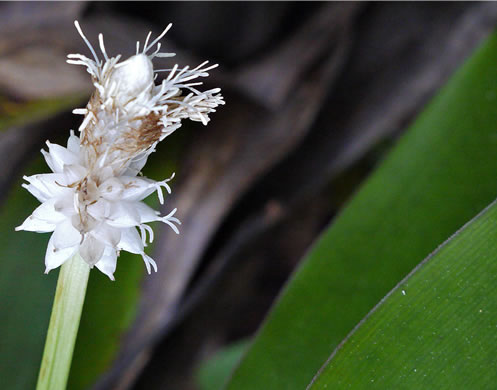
top-left (196, 340), bottom-right (250, 390)
top-left (309, 198), bottom-right (497, 388)
top-left (226, 32), bottom-right (497, 390)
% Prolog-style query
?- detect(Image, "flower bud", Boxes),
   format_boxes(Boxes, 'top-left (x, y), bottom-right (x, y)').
top-left (110, 54), bottom-right (154, 105)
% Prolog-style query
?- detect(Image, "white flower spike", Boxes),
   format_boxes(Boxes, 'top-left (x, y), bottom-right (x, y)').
top-left (16, 21), bottom-right (224, 280)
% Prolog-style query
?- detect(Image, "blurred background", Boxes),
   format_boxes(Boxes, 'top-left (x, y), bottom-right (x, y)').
top-left (1, 2), bottom-right (497, 389)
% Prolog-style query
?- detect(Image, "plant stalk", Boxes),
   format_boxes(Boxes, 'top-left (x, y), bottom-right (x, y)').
top-left (36, 253), bottom-right (90, 390)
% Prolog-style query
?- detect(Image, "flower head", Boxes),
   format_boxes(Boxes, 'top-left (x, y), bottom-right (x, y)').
top-left (16, 21), bottom-right (224, 280)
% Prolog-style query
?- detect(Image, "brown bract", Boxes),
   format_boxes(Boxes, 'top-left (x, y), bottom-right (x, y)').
top-left (80, 91), bottom-right (163, 169)
top-left (117, 112), bottom-right (163, 154)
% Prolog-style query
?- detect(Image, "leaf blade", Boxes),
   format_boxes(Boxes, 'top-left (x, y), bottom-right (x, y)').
top-left (309, 198), bottom-right (497, 388)
top-left (226, 31), bottom-right (497, 390)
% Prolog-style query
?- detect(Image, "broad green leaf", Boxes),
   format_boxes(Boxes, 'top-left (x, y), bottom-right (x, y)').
top-left (226, 32), bottom-right (497, 389)
top-left (309, 198), bottom-right (497, 388)
top-left (196, 340), bottom-right (250, 390)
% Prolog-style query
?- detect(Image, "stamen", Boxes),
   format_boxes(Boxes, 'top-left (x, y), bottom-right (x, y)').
top-left (143, 31), bottom-right (152, 53)
top-left (141, 253), bottom-right (158, 273)
top-left (148, 256), bottom-right (157, 272)
top-left (159, 208), bottom-right (181, 234)
top-left (144, 224), bottom-right (154, 243)
top-left (165, 64), bottom-right (179, 81)
top-left (98, 33), bottom-right (109, 62)
top-left (153, 174), bottom-right (174, 204)
top-left (142, 253), bottom-right (151, 273)
top-left (144, 23), bottom-right (172, 54)
top-left (74, 21), bottom-right (100, 64)
top-left (138, 225), bottom-right (147, 246)
top-left (139, 224), bottom-right (155, 244)
top-left (149, 43), bottom-right (175, 59)
top-left (154, 52), bottom-right (176, 58)
top-left (78, 111), bottom-right (95, 133)
top-left (192, 60), bottom-right (210, 71)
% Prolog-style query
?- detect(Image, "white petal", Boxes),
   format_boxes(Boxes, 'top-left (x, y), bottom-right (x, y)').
top-left (52, 219), bottom-right (81, 249)
top-left (46, 142), bottom-right (79, 172)
top-left (24, 173), bottom-right (74, 201)
top-left (87, 198), bottom-right (112, 220)
top-left (16, 215), bottom-right (56, 233)
top-left (62, 164), bottom-right (86, 183)
top-left (45, 232), bottom-right (78, 273)
top-left (79, 235), bottom-right (105, 266)
top-left (16, 198), bottom-right (70, 233)
top-left (90, 223), bottom-right (121, 247)
top-left (124, 154), bottom-right (149, 176)
top-left (96, 166), bottom-right (115, 183)
top-left (118, 227), bottom-right (144, 254)
top-left (135, 202), bottom-right (160, 223)
top-left (95, 246), bottom-right (117, 281)
top-left (119, 176), bottom-right (155, 201)
top-left (71, 213), bottom-right (98, 234)
top-left (120, 172), bottom-right (177, 205)
top-left (32, 198), bottom-right (67, 224)
top-left (41, 149), bottom-right (58, 173)
top-left (67, 131), bottom-right (80, 154)
top-left (21, 183), bottom-right (46, 203)
top-left (99, 177), bottom-right (125, 201)
top-left (106, 201), bottom-right (143, 228)
top-left (53, 196), bottom-right (77, 218)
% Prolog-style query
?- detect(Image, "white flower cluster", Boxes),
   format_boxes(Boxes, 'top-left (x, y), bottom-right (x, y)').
top-left (16, 21), bottom-right (224, 280)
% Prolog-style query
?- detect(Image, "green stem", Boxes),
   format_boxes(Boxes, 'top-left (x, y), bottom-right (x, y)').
top-left (36, 253), bottom-right (90, 390)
